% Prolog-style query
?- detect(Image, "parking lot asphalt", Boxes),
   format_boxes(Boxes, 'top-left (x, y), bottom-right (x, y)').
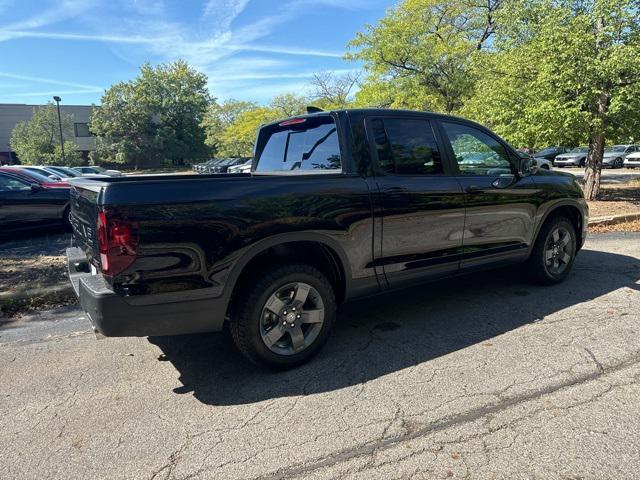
top-left (1, 232), bottom-right (640, 479)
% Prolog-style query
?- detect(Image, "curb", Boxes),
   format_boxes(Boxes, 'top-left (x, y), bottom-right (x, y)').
top-left (0, 283), bottom-right (74, 303)
top-left (588, 212), bottom-right (640, 227)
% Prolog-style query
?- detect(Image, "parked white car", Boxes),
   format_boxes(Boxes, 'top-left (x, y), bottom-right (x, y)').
top-left (624, 151), bottom-right (640, 169)
top-left (531, 157), bottom-right (553, 170)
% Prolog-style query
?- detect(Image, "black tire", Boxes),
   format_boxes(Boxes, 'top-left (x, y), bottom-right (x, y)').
top-left (62, 206), bottom-right (72, 230)
top-left (579, 158), bottom-right (586, 168)
top-left (614, 157), bottom-right (623, 169)
top-left (541, 164), bottom-right (550, 170)
top-left (526, 216), bottom-right (577, 285)
top-left (229, 264), bottom-right (336, 369)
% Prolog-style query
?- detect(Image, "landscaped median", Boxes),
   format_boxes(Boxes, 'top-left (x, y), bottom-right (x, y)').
top-left (0, 250), bottom-right (76, 320)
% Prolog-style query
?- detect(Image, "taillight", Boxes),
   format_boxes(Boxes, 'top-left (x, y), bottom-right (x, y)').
top-left (279, 118), bottom-right (306, 126)
top-left (96, 210), bottom-right (138, 277)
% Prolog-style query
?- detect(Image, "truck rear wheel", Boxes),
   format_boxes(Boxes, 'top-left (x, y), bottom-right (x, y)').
top-left (230, 264), bottom-right (336, 369)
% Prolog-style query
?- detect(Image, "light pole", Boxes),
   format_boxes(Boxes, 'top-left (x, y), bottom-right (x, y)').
top-left (53, 96), bottom-right (66, 163)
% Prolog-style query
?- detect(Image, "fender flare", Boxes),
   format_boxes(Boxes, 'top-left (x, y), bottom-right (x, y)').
top-left (532, 199), bottom-right (586, 250)
top-left (221, 231), bottom-right (353, 300)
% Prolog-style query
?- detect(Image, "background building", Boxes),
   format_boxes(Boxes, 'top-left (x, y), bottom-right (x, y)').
top-left (0, 103), bottom-right (95, 164)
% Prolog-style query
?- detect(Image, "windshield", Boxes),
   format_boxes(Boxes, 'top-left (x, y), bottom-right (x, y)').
top-left (256, 115), bottom-right (341, 172)
top-left (569, 147), bottom-right (589, 153)
top-left (11, 168), bottom-right (58, 183)
top-left (47, 166), bottom-right (78, 177)
top-left (605, 146), bottom-right (626, 153)
top-left (535, 148), bottom-right (557, 156)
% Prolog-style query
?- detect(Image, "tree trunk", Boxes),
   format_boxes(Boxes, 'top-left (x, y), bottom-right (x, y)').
top-left (583, 130), bottom-right (605, 200)
top-left (583, 15), bottom-right (608, 201)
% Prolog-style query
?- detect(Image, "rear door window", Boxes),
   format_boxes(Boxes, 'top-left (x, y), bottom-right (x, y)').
top-left (370, 117), bottom-right (443, 175)
top-left (256, 116), bottom-right (341, 172)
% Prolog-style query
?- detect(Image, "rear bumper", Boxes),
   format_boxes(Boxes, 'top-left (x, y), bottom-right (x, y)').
top-left (67, 247), bottom-right (226, 337)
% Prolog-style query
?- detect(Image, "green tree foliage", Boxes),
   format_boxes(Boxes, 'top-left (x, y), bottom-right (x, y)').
top-left (10, 103), bottom-right (82, 166)
top-left (201, 99), bottom-right (258, 155)
top-left (217, 107), bottom-right (281, 157)
top-left (90, 61), bottom-right (211, 169)
top-left (309, 71), bottom-right (361, 109)
top-left (349, 0), bottom-right (500, 113)
top-left (270, 93), bottom-right (308, 117)
top-left (464, 0), bottom-right (640, 199)
top-left (205, 93), bottom-right (307, 158)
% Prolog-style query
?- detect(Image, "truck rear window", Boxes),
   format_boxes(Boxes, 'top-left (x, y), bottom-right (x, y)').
top-left (255, 116), bottom-right (341, 172)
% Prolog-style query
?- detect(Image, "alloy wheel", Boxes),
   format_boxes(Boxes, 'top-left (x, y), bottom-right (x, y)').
top-left (545, 227), bottom-right (573, 275)
top-left (259, 282), bottom-right (325, 356)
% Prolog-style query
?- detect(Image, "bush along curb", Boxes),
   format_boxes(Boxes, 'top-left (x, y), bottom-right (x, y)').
top-left (588, 212), bottom-right (640, 227)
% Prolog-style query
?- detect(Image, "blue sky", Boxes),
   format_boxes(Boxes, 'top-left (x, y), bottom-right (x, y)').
top-left (0, 0), bottom-right (391, 106)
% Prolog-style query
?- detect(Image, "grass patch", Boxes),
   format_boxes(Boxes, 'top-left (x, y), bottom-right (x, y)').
top-left (0, 253), bottom-right (76, 318)
top-left (0, 291), bottom-right (77, 319)
top-left (589, 219), bottom-right (640, 233)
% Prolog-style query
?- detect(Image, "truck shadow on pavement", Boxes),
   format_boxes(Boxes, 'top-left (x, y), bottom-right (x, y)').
top-left (148, 248), bottom-right (640, 406)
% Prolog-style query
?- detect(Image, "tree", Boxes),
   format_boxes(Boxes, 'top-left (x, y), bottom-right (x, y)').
top-left (10, 103), bottom-right (82, 166)
top-left (348, 0), bottom-right (501, 113)
top-left (201, 99), bottom-right (258, 155)
top-left (90, 61), bottom-right (212, 169)
top-left (203, 93), bottom-right (307, 159)
top-left (217, 107), bottom-right (281, 157)
top-left (310, 71), bottom-right (361, 109)
top-left (464, 0), bottom-right (640, 199)
top-left (270, 93), bottom-right (308, 117)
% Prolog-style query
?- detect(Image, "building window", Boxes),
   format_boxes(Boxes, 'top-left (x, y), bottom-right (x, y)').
top-left (74, 123), bottom-right (92, 137)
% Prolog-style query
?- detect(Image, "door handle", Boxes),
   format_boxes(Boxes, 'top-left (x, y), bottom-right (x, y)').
top-left (465, 185), bottom-right (484, 194)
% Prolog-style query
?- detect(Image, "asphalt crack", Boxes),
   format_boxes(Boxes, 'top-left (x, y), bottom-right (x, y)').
top-left (256, 349), bottom-right (640, 480)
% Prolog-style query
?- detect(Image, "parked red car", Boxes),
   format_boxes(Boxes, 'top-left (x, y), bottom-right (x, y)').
top-left (0, 167), bottom-right (70, 188)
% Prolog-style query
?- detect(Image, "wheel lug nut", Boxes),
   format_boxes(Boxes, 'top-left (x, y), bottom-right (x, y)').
top-left (292, 307), bottom-right (296, 311)
top-left (297, 314), bottom-right (301, 319)
top-left (290, 323), bottom-right (295, 327)
top-left (283, 310), bottom-right (287, 315)
top-left (282, 321), bottom-right (287, 325)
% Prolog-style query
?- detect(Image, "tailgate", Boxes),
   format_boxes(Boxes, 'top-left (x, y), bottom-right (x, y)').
top-left (69, 182), bottom-right (102, 263)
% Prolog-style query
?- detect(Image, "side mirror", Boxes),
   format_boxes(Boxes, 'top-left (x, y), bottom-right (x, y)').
top-left (30, 183), bottom-right (42, 192)
top-left (518, 157), bottom-right (534, 176)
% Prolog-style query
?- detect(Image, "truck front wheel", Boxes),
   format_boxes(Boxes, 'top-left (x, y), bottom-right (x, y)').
top-left (230, 264), bottom-right (336, 369)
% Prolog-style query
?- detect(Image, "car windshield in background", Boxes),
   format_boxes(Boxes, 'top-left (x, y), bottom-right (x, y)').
top-left (13, 169), bottom-right (57, 183)
top-left (256, 115), bottom-right (341, 172)
top-left (569, 147), bottom-right (589, 153)
top-left (47, 166), bottom-right (78, 177)
top-left (535, 148), bottom-right (558, 156)
top-left (605, 146), bottom-right (626, 152)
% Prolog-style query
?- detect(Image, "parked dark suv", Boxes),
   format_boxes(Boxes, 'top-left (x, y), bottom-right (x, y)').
top-left (67, 109), bottom-right (588, 369)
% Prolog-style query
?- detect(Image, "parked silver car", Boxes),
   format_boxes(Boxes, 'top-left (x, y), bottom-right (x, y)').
top-left (554, 147), bottom-right (589, 167)
top-left (73, 166), bottom-right (123, 177)
top-left (227, 159), bottom-right (252, 174)
top-left (602, 145), bottom-right (640, 169)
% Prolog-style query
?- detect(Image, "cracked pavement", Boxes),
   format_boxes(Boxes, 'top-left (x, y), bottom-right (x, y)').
top-left (1, 232), bottom-right (639, 479)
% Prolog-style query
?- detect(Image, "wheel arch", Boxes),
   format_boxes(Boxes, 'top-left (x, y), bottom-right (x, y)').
top-left (534, 201), bottom-right (585, 252)
top-left (224, 233), bottom-right (351, 310)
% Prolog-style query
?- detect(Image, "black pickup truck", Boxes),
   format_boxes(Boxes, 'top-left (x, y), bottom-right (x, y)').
top-left (67, 109), bottom-right (588, 368)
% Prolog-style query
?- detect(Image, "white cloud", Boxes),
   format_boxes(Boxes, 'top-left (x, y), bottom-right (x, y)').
top-left (10, 88), bottom-right (105, 97)
top-left (0, 72), bottom-right (102, 90)
top-left (0, 0), bottom-right (365, 102)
